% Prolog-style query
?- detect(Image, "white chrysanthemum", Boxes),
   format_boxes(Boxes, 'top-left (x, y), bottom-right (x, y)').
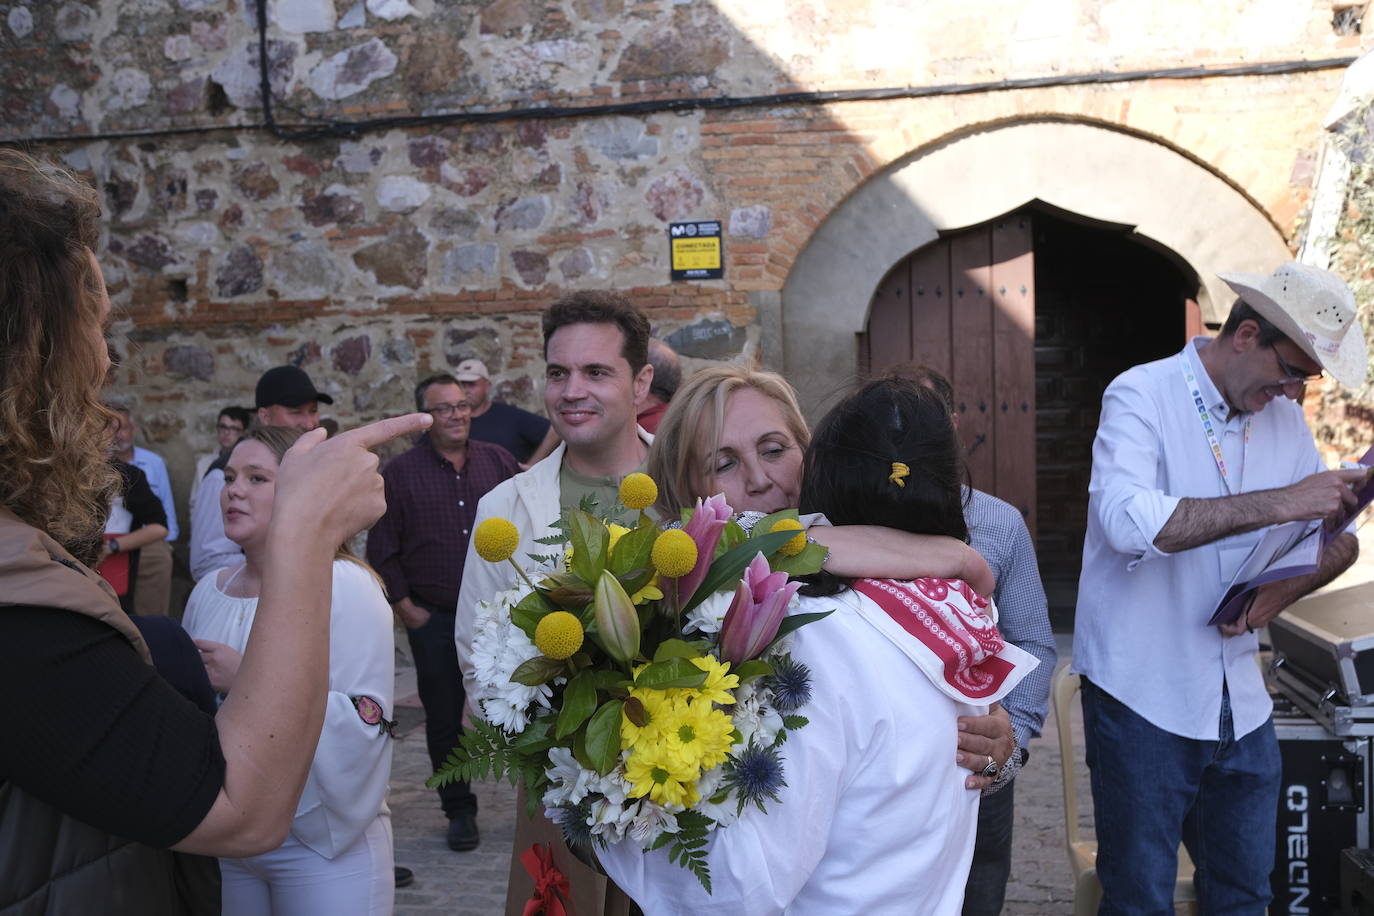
top-left (628, 800), bottom-right (681, 847)
top-left (683, 589), bottom-right (733, 636)
top-left (543, 747), bottom-right (599, 807)
top-left (689, 763), bottom-right (739, 829)
top-left (470, 591), bottom-right (553, 734)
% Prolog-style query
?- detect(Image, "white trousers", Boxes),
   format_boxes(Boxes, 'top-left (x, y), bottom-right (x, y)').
top-left (220, 813), bottom-right (394, 915)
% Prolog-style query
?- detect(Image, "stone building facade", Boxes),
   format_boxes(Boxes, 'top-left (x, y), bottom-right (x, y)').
top-left (4, 0), bottom-right (1371, 617)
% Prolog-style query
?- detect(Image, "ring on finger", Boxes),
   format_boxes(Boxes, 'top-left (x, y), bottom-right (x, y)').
top-left (979, 754), bottom-right (998, 779)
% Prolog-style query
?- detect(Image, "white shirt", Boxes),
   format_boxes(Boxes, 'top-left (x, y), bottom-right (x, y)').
top-left (183, 559), bottom-right (395, 859)
top-left (455, 429), bottom-right (654, 700)
top-left (1072, 338), bottom-right (1326, 741)
top-left (599, 589), bottom-right (984, 915)
top-left (189, 469), bottom-right (241, 581)
top-left (189, 451), bottom-right (218, 513)
top-left (130, 446), bottom-right (178, 541)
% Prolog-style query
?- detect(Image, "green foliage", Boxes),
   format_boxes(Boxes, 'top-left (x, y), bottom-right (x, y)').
top-left (633, 657), bottom-right (709, 689)
top-left (732, 659), bottom-right (773, 682)
top-left (658, 810), bottom-right (714, 893)
top-left (652, 637), bottom-right (706, 662)
top-left (766, 610), bottom-right (832, 650)
top-left (569, 509), bottom-right (609, 583)
top-left (682, 529), bottom-right (796, 613)
top-left (609, 521), bottom-right (656, 577)
top-left (584, 699), bottom-right (624, 775)
top-left (510, 655), bottom-right (568, 686)
top-left (557, 671), bottom-right (599, 738)
top-left (427, 717), bottom-right (549, 790)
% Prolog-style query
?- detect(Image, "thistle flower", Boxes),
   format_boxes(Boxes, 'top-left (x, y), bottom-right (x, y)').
top-left (724, 740), bottom-right (787, 814)
top-left (766, 653), bottom-right (812, 713)
top-left (551, 799), bottom-right (595, 851)
top-left (719, 552), bottom-right (801, 665)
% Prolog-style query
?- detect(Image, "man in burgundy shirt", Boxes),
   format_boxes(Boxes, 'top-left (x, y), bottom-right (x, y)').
top-left (366, 372), bottom-right (519, 853)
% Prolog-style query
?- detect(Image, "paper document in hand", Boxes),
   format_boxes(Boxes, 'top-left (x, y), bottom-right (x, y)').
top-left (1208, 521), bottom-right (1321, 626)
top-left (1321, 443), bottom-right (1374, 549)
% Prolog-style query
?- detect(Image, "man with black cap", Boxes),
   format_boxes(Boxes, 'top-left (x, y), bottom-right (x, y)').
top-left (1073, 262), bottom-right (1369, 911)
top-left (189, 366), bottom-right (331, 580)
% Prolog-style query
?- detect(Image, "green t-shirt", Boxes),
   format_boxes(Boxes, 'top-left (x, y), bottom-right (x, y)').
top-left (558, 462), bottom-right (648, 528)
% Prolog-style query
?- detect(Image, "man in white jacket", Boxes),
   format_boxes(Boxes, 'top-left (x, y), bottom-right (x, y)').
top-left (456, 292), bottom-right (654, 699)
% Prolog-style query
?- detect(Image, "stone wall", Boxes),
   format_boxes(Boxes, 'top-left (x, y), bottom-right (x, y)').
top-left (2, 0), bottom-right (1369, 517)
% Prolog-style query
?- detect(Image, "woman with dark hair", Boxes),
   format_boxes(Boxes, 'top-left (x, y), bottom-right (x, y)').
top-left (644, 365), bottom-right (1013, 784)
top-left (0, 148), bottom-right (428, 911)
top-left (184, 426), bottom-right (397, 914)
top-left (603, 377), bottom-right (1038, 914)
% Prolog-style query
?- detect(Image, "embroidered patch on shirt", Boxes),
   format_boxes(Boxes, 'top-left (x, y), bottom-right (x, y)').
top-left (351, 695), bottom-right (398, 738)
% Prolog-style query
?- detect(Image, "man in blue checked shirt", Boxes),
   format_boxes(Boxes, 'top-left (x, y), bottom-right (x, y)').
top-left (892, 364), bottom-right (1057, 916)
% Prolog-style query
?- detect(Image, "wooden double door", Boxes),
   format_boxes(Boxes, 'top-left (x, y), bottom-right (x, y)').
top-left (860, 209), bottom-right (1193, 625)
top-left (859, 213), bottom-right (1038, 533)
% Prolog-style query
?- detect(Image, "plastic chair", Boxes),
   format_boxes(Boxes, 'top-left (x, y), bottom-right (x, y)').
top-left (1053, 666), bottom-right (1197, 915)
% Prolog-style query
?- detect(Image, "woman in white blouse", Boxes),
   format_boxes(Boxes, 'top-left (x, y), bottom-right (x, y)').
top-left (601, 377), bottom-right (1037, 914)
top-left (183, 425), bottom-right (397, 915)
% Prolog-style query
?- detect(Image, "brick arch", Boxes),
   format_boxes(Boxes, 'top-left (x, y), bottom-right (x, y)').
top-left (779, 117), bottom-right (1292, 415)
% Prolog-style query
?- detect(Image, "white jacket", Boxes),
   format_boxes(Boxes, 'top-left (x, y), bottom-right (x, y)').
top-left (455, 430), bottom-right (652, 699)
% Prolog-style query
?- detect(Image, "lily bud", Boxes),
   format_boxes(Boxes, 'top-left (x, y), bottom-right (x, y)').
top-left (719, 552), bottom-right (801, 665)
top-left (677, 493), bottom-right (733, 607)
top-left (593, 569), bottom-right (641, 663)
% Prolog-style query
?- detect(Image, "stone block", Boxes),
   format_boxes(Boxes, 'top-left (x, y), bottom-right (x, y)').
top-left (233, 162), bottom-right (280, 202)
top-left (559, 248), bottom-right (594, 281)
top-left (216, 245), bottom-right (264, 298)
top-left (354, 222), bottom-right (428, 289)
top-left (308, 37), bottom-right (398, 100)
top-left (300, 184), bottom-right (364, 226)
top-left (665, 318), bottom-right (747, 359)
top-left (441, 243), bottom-right (498, 286)
top-left (511, 249), bottom-right (549, 286)
top-left (332, 335), bottom-right (373, 375)
top-left (583, 116), bottom-right (659, 161)
top-left (444, 327), bottom-right (501, 369)
top-left (212, 39), bottom-right (297, 110)
top-left (645, 168), bottom-right (706, 222)
top-left (378, 175), bottom-right (432, 211)
top-left (430, 207), bottom-right (480, 240)
top-left (440, 163), bottom-right (496, 197)
top-left (275, 0), bottom-right (335, 33)
top-left (494, 195), bottom-right (549, 233)
top-left (8, 7), bottom-right (33, 38)
top-left (163, 345), bottom-right (214, 382)
top-left (729, 204), bottom-right (772, 239)
top-left (408, 136), bottom-right (449, 167)
top-left (124, 234), bottom-right (181, 272)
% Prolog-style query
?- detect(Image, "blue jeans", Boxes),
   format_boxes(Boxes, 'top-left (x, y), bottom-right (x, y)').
top-left (405, 606), bottom-right (477, 819)
top-left (962, 778), bottom-right (1015, 916)
top-left (1081, 678), bottom-right (1279, 916)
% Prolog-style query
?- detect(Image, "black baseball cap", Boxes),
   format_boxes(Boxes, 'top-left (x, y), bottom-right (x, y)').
top-left (255, 365), bottom-right (334, 408)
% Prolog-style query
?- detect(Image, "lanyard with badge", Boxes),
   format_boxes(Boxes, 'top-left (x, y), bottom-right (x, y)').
top-left (1178, 355), bottom-right (1250, 495)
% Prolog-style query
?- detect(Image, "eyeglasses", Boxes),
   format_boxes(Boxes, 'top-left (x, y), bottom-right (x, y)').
top-left (425, 402), bottom-right (471, 418)
top-left (1270, 346), bottom-right (1322, 389)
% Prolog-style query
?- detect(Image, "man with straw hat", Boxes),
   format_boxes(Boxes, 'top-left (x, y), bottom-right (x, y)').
top-left (1072, 261), bottom-right (1368, 911)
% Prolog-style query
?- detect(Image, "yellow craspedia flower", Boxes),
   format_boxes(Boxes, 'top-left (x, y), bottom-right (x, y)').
top-left (651, 529), bottom-right (698, 578)
top-left (770, 517), bottom-right (807, 557)
top-left (689, 655), bottom-right (740, 706)
top-left (625, 746), bottom-right (701, 808)
top-left (619, 473), bottom-right (658, 511)
top-left (534, 611), bottom-right (584, 660)
top-left (473, 518), bottom-right (519, 563)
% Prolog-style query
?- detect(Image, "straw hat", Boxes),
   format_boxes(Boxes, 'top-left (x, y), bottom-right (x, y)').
top-left (1218, 261), bottom-right (1367, 388)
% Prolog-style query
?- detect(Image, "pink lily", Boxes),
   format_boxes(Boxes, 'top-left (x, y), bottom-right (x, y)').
top-left (674, 493), bottom-right (732, 608)
top-left (720, 552), bottom-right (801, 665)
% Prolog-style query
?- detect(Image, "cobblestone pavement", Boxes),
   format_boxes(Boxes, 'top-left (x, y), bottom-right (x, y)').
top-left (387, 644), bottom-right (1092, 915)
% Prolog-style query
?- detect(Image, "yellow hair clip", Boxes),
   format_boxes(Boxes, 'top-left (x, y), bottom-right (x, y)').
top-left (889, 462), bottom-right (909, 488)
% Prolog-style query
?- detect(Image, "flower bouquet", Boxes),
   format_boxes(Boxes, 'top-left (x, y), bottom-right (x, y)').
top-left (429, 474), bottom-right (829, 891)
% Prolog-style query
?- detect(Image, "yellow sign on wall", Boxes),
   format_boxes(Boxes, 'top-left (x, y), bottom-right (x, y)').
top-left (668, 220), bottom-right (723, 280)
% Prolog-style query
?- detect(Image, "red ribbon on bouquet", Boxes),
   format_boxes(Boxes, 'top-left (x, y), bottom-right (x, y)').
top-left (520, 843), bottom-right (571, 916)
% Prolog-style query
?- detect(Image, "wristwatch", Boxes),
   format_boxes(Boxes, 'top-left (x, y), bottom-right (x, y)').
top-left (108, 538), bottom-right (121, 554)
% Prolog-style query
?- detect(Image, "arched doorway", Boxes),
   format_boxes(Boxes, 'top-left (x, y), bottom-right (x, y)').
top-left (780, 118), bottom-right (1293, 418)
top-left (861, 206), bottom-right (1194, 627)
